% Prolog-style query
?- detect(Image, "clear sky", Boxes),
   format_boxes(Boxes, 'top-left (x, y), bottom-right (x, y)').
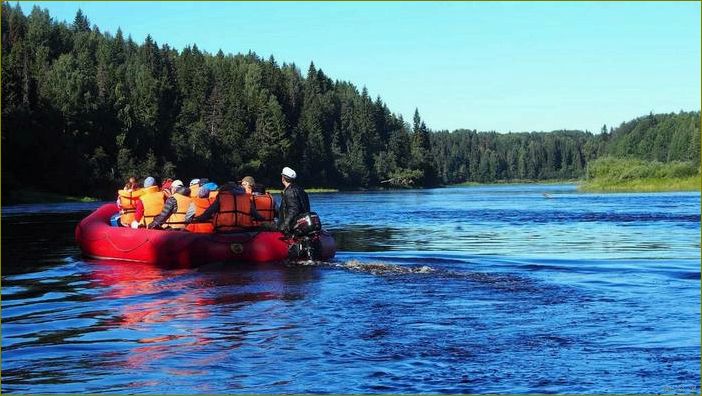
top-left (26, 1), bottom-right (701, 133)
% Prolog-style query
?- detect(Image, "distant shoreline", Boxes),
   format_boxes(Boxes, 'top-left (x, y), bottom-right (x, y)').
top-left (449, 179), bottom-right (580, 187)
top-left (450, 177), bottom-right (700, 192)
top-left (7, 179), bottom-right (700, 206)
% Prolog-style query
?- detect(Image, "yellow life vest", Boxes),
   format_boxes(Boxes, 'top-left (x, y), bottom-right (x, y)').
top-left (189, 185), bottom-right (200, 198)
top-left (117, 188), bottom-right (144, 226)
top-left (165, 193), bottom-right (192, 229)
top-left (139, 186), bottom-right (165, 227)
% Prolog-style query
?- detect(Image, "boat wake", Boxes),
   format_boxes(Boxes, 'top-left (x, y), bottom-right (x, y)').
top-left (293, 258), bottom-right (436, 275)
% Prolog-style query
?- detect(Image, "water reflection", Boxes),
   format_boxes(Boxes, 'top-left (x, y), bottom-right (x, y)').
top-left (2, 212), bottom-right (86, 274)
top-left (85, 259), bottom-right (322, 372)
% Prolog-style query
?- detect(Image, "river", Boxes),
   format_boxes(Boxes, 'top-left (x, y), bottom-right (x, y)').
top-left (2, 184), bottom-right (700, 393)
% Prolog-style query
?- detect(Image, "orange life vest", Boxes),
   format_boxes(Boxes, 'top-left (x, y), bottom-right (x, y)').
top-left (252, 193), bottom-right (275, 226)
top-left (140, 186), bottom-right (165, 227)
top-left (213, 191), bottom-right (252, 231)
top-left (165, 193), bottom-right (192, 229)
top-left (185, 195), bottom-right (216, 233)
top-left (117, 188), bottom-right (144, 226)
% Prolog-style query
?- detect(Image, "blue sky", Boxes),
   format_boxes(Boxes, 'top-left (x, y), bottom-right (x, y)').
top-left (27, 1), bottom-right (701, 133)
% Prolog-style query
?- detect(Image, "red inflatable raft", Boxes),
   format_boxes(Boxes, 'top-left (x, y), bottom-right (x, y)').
top-left (75, 204), bottom-right (336, 267)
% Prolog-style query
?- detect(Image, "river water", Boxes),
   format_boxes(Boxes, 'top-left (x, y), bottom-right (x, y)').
top-left (2, 184), bottom-right (700, 393)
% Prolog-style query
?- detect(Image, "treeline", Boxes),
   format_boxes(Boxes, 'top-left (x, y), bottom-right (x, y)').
top-left (602, 111), bottom-right (700, 166)
top-left (1, 4), bottom-right (699, 200)
top-left (430, 110), bottom-right (700, 185)
top-left (430, 130), bottom-right (600, 183)
top-left (2, 3), bottom-right (435, 198)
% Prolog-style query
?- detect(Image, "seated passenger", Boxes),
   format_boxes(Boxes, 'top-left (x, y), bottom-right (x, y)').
top-left (185, 186), bottom-right (216, 233)
top-left (189, 178), bottom-right (201, 198)
top-left (148, 180), bottom-right (192, 230)
top-left (116, 177), bottom-right (143, 227)
top-left (241, 176), bottom-right (275, 225)
top-left (161, 178), bottom-right (174, 199)
top-left (190, 181), bottom-right (263, 232)
top-left (202, 182), bottom-right (219, 197)
top-left (139, 176), bottom-right (165, 228)
top-left (123, 176), bottom-right (138, 191)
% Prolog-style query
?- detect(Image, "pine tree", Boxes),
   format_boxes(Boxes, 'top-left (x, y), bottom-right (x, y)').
top-left (72, 9), bottom-right (90, 32)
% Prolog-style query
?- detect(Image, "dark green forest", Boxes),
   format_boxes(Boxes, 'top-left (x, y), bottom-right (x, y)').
top-left (2, 4), bottom-right (700, 200)
top-left (431, 111), bottom-right (700, 185)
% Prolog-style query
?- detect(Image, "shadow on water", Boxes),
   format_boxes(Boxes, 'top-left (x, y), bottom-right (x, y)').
top-left (2, 211), bottom-right (91, 275)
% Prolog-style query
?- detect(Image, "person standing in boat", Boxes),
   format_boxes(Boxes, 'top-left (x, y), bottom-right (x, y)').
top-left (148, 179), bottom-right (192, 230)
top-left (277, 166), bottom-right (310, 235)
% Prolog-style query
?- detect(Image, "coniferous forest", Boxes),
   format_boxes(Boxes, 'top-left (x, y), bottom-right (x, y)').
top-left (2, 4), bottom-right (700, 201)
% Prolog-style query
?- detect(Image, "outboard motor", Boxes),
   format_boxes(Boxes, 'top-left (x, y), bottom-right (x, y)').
top-left (288, 212), bottom-right (323, 261)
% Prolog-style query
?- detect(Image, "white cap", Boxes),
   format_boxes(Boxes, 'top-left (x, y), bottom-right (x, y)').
top-left (143, 176), bottom-right (156, 188)
top-left (281, 166), bottom-right (297, 179)
top-left (189, 178), bottom-right (200, 186)
top-left (171, 179), bottom-right (184, 189)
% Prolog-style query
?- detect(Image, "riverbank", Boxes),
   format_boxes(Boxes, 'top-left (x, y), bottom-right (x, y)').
top-left (579, 157), bottom-right (701, 193)
top-left (450, 177), bottom-right (701, 193)
top-left (579, 175), bottom-right (700, 193)
top-left (6, 178), bottom-right (699, 206)
top-left (451, 179), bottom-right (580, 187)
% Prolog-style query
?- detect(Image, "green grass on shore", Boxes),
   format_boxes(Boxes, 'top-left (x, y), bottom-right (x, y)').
top-left (578, 175), bottom-right (700, 193)
top-left (579, 157), bottom-right (701, 193)
top-left (451, 179), bottom-right (579, 187)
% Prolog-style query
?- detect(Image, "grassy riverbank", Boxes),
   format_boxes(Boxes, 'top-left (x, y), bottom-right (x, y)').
top-left (451, 179), bottom-right (579, 187)
top-left (578, 157), bottom-right (700, 193)
top-left (579, 176), bottom-right (700, 192)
